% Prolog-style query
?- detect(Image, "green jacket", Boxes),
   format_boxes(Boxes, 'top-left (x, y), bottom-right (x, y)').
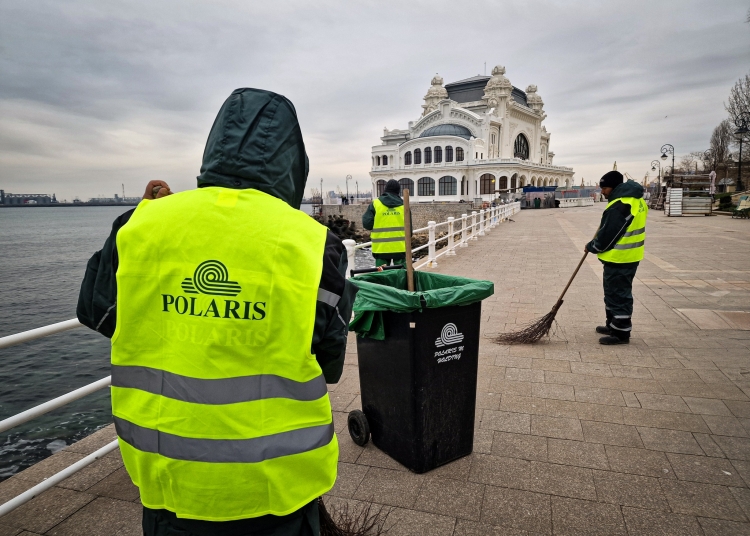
top-left (586, 180), bottom-right (645, 258)
top-left (77, 88), bottom-right (357, 534)
top-left (362, 192), bottom-right (412, 259)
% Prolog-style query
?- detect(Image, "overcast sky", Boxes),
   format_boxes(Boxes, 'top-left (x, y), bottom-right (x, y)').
top-left (1, 0), bottom-right (748, 201)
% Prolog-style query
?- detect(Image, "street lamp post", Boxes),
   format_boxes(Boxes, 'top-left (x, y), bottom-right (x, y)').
top-left (356, 181), bottom-right (358, 204)
top-left (650, 160), bottom-right (661, 193)
top-left (345, 174), bottom-right (352, 205)
top-left (734, 113), bottom-right (749, 192)
top-left (660, 144), bottom-right (675, 186)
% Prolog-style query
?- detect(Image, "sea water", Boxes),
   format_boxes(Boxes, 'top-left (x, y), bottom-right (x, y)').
top-left (0, 204), bottom-right (373, 480)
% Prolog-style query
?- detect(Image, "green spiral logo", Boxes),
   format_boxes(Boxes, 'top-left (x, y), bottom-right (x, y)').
top-left (181, 260), bottom-right (242, 297)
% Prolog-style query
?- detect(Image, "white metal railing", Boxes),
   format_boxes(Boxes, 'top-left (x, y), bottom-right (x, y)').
top-left (343, 201), bottom-right (520, 274)
top-left (0, 202), bottom-right (522, 515)
top-left (0, 321), bottom-right (116, 516)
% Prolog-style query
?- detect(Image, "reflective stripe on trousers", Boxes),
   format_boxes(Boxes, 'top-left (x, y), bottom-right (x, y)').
top-left (115, 416), bottom-right (335, 463)
top-left (111, 365), bottom-right (328, 405)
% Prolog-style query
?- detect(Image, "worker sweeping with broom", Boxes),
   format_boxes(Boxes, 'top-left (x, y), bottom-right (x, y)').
top-left (585, 170), bottom-right (647, 345)
top-left (497, 170), bottom-right (647, 345)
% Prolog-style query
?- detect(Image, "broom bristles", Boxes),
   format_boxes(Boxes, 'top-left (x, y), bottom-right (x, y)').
top-left (319, 497), bottom-right (391, 536)
top-left (495, 301), bottom-right (562, 344)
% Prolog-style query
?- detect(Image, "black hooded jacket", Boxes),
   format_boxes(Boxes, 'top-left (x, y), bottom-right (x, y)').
top-left (77, 88), bottom-right (356, 385)
top-left (586, 180), bottom-right (645, 256)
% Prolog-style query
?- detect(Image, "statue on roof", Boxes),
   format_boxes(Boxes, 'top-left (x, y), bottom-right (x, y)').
top-left (422, 74), bottom-right (448, 116)
top-left (482, 65), bottom-right (512, 109)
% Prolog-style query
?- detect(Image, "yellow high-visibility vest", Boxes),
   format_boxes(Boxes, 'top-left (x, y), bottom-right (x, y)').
top-left (371, 198), bottom-right (405, 255)
top-left (111, 187), bottom-right (337, 521)
top-left (598, 197), bottom-right (648, 263)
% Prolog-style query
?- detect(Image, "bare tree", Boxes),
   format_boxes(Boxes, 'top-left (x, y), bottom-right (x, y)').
top-left (725, 73), bottom-right (750, 147)
top-left (709, 120), bottom-right (732, 168)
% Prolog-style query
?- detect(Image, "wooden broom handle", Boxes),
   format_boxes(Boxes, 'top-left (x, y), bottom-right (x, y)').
top-left (403, 189), bottom-right (415, 291)
top-left (555, 228), bottom-right (600, 304)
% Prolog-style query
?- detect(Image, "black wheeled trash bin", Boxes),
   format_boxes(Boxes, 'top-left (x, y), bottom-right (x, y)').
top-left (347, 269), bottom-right (494, 474)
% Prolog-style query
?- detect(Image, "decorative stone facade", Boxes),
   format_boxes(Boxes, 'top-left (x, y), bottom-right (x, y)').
top-left (321, 203), bottom-right (478, 234)
top-left (371, 65), bottom-right (575, 202)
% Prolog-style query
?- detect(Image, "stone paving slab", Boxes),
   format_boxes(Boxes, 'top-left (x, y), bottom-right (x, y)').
top-left (0, 205), bottom-right (748, 534)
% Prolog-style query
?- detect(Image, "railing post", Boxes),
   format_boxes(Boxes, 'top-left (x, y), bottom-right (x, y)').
top-left (485, 208), bottom-right (492, 233)
top-left (427, 221), bottom-right (438, 267)
top-left (479, 209), bottom-right (486, 236)
top-left (447, 217), bottom-right (456, 255)
top-left (491, 206), bottom-right (497, 227)
top-left (471, 211), bottom-right (478, 240)
top-left (342, 239), bottom-right (356, 279)
top-left (460, 213), bottom-right (468, 247)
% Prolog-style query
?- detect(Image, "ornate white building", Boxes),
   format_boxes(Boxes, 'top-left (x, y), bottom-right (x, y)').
top-left (370, 65), bottom-right (574, 201)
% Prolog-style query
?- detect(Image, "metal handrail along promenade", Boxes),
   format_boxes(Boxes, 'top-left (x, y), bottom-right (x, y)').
top-left (0, 201), bottom-right (520, 516)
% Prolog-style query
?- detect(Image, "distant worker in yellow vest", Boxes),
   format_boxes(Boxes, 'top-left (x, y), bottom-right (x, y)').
top-left (585, 171), bottom-right (647, 345)
top-left (77, 88), bottom-right (357, 536)
top-left (362, 179), bottom-right (412, 268)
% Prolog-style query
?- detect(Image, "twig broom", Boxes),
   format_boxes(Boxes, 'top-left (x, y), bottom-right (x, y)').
top-left (496, 244), bottom-right (592, 345)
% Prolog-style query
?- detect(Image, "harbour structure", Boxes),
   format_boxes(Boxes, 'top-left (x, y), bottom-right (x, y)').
top-left (370, 65), bottom-right (574, 202)
top-left (0, 190), bottom-right (58, 205)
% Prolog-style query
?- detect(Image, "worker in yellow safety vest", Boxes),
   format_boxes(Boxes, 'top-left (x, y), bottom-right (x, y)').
top-left (362, 179), bottom-right (412, 268)
top-left (585, 171), bottom-right (647, 345)
top-left (77, 88), bottom-right (358, 535)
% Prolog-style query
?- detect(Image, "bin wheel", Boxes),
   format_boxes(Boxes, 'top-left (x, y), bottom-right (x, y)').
top-left (347, 410), bottom-right (370, 446)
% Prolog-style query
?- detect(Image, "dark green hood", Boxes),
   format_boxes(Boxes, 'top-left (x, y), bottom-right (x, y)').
top-left (197, 88), bottom-right (309, 209)
top-left (609, 179), bottom-right (644, 202)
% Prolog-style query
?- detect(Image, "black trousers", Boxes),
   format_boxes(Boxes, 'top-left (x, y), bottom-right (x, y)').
top-left (142, 500), bottom-right (319, 536)
top-left (602, 261), bottom-right (639, 339)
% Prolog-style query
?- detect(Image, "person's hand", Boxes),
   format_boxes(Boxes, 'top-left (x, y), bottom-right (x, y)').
top-left (143, 180), bottom-right (172, 200)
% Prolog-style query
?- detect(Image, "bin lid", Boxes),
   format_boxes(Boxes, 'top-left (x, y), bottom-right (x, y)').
top-left (349, 270), bottom-right (494, 339)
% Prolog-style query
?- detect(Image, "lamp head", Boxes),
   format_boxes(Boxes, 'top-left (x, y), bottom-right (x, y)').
top-left (651, 166), bottom-right (656, 171)
top-left (661, 153), bottom-right (667, 161)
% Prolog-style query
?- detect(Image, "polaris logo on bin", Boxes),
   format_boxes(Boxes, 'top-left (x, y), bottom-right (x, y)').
top-left (435, 323), bottom-right (464, 347)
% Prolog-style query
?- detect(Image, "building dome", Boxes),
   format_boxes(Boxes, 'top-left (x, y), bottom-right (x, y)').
top-left (418, 123), bottom-right (473, 140)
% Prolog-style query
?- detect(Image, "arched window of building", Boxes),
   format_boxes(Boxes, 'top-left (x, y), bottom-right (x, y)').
top-left (511, 176), bottom-right (517, 190)
top-left (445, 146), bottom-right (453, 162)
top-left (418, 177), bottom-right (435, 196)
top-left (382, 155), bottom-right (388, 165)
top-left (456, 147), bottom-right (464, 161)
top-left (376, 156), bottom-right (381, 166)
top-left (479, 174), bottom-right (495, 195)
top-left (514, 134), bottom-right (530, 160)
top-left (399, 178), bottom-right (414, 196)
top-left (438, 176), bottom-right (457, 196)
top-left (499, 176), bottom-right (508, 190)
top-left (376, 180), bottom-right (386, 196)
top-left (404, 152), bottom-right (412, 165)
top-left (414, 148), bottom-right (422, 165)
top-left (434, 146), bottom-right (442, 163)
top-left (424, 147), bottom-right (432, 164)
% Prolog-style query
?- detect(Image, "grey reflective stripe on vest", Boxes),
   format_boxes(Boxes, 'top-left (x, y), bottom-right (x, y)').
top-left (317, 288), bottom-right (340, 307)
top-left (371, 236), bottom-right (405, 243)
top-left (622, 227), bottom-right (645, 237)
top-left (371, 227), bottom-right (404, 233)
top-left (114, 416), bottom-right (334, 463)
top-left (111, 365), bottom-right (328, 405)
top-left (613, 240), bottom-right (645, 250)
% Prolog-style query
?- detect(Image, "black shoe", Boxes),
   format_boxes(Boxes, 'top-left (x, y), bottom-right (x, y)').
top-left (599, 335), bottom-right (629, 345)
top-left (596, 325), bottom-right (612, 335)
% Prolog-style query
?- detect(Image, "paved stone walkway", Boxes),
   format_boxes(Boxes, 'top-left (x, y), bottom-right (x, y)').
top-left (1, 205), bottom-right (749, 535)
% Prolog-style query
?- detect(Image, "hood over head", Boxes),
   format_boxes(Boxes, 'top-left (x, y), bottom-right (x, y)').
top-left (609, 179), bottom-right (644, 202)
top-left (197, 88), bottom-right (309, 209)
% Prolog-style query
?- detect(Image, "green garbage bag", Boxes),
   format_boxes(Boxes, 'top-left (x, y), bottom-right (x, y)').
top-left (349, 270), bottom-right (494, 340)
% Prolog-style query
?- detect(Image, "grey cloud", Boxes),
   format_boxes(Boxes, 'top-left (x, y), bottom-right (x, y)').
top-left (1, 0), bottom-right (749, 200)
